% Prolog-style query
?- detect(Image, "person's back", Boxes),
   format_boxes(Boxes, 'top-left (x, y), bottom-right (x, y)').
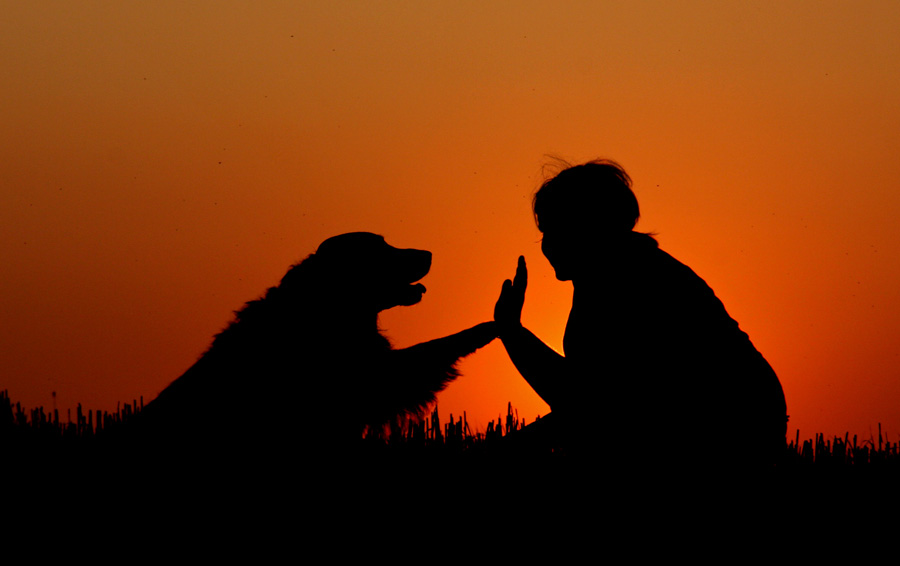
top-left (557, 232), bottom-right (786, 467)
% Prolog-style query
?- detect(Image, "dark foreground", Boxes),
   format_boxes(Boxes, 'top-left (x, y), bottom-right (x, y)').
top-left (4, 390), bottom-right (894, 548)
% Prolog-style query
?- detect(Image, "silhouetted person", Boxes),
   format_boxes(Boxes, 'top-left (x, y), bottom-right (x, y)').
top-left (495, 160), bottom-right (787, 468)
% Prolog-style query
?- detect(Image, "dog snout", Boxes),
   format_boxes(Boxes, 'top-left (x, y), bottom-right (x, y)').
top-left (403, 248), bottom-right (431, 282)
top-left (387, 247), bottom-right (431, 283)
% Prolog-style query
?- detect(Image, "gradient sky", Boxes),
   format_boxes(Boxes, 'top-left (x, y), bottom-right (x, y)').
top-left (3, 1), bottom-right (899, 443)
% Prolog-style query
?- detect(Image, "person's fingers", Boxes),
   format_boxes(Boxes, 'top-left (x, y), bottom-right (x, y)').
top-left (514, 255), bottom-right (527, 291)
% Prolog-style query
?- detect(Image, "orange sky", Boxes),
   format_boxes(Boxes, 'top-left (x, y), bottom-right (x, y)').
top-left (3, 1), bottom-right (899, 443)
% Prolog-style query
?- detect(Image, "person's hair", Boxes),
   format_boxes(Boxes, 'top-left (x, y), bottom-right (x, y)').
top-left (532, 159), bottom-right (640, 233)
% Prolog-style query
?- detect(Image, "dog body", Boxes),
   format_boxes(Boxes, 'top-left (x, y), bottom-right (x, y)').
top-left (139, 233), bottom-right (496, 452)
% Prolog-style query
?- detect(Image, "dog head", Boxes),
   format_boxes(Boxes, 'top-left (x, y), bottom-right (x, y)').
top-left (280, 232), bottom-right (432, 313)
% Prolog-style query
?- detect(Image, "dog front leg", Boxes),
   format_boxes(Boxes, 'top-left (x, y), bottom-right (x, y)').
top-left (397, 321), bottom-right (498, 367)
top-left (383, 322), bottom-right (498, 414)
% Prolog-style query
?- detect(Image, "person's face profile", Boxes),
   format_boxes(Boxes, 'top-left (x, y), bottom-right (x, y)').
top-left (540, 221), bottom-right (580, 281)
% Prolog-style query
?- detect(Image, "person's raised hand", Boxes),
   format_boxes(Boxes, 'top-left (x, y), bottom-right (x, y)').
top-left (494, 256), bottom-right (527, 332)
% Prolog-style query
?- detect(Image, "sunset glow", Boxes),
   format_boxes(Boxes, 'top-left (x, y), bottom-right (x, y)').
top-left (3, 2), bottom-right (899, 443)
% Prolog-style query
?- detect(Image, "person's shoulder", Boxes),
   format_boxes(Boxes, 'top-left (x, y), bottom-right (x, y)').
top-left (639, 236), bottom-right (718, 298)
top-left (627, 234), bottom-right (683, 274)
top-left (624, 231), bottom-right (659, 250)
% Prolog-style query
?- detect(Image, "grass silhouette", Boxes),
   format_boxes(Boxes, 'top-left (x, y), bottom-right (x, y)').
top-left (3, 389), bottom-right (896, 467)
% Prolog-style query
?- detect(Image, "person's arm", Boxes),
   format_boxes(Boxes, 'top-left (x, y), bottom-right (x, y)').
top-left (495, 257), bottom-right (566, 408)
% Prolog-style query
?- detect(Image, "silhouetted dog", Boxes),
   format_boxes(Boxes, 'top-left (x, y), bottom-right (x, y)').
top-left (139, 232), bottom-right (496, 455)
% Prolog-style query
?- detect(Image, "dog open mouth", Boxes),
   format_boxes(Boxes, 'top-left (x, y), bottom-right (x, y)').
top-left (398, 282), bottom-right (426, 306)
top-left (393, 249), bottom-right (431, 306)
top-left (397, 272), bottom-right (428, 306)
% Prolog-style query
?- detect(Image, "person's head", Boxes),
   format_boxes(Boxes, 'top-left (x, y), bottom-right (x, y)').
top-left (532, 159), bottom-right (640, 280)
